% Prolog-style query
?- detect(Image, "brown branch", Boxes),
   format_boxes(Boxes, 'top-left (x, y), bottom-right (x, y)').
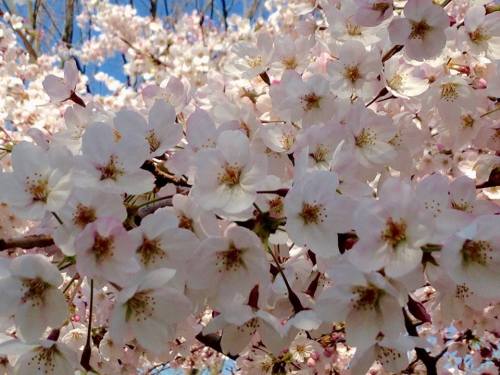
top-left (63, 0), bottom-right (75, 48)
top-left (0, 235), bottom-right (54, 251)
top-left (195, 332), bottom-right (238, 359)
top-left (0, 6), bottom-right (38, 62)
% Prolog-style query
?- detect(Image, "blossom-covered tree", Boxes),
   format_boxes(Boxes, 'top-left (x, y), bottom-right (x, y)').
top-left (0, 0), bottom-right (499, 374)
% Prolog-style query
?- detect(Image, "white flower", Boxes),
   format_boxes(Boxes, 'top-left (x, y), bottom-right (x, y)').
top-left (228, 31), bottom-right (274, 78)
top-left (349, 178), bottom-right (429, 278)
top-left (52, 188), bottom-right (127, 256)
top-left (383, 56), bottom-right (429, 98)
top-left (42, 59), bottom-right (79, 102)
top-left (328, 40), bottom-right (382, 101)
top-left (316, 261), bottom-right (407, 351)
top-left (460, 5), bottom-right (500, 60)
top-left (109, 268), bottom-right (191, 355)
top-left (388, 0), bottom-right (449, 61)
top-left (284, 170), bottom-right (354, 258)
top-left (189, 225), bottom-right (270, 304)
top-left (0, 255), bottom-right (68, 342)
top-left (441, 215), bottom-right (500, 299)
top-left (0, 337), bottom-right (78, 374)
top-left (74, 123), bottom-right (154, 194)
top-left (129, 207), bottom-right (199, 281)
top-left (74, 217), bottom-right (140, 285)
top-left (0, 142), bottom-right (72, 220)
top-left (192, 130), bottom-right (267, 214)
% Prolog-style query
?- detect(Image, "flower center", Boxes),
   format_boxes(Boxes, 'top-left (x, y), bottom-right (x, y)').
top-left (28, 346), bottom-right (59, 370)
top-left (440, 83), bottom-right (459, 102)
top-left (355, 128), bottom-right (376, 148)
top-left (344, 65), bottom-right (361, 83)
top-left (26, 176), bottom-right (49, 203)
top-left (352, 285), bottom-right (383, 311)
top-left (282, 57), bottom-right (298, 70)
top-left (218, 164), bottom-right (242, 187)
top-left (21, 278), bottom-right (50, 306)
top-left (301, 93), bottom-right (322, 111)
top-left (216, 244), bottom-right (245, 272)
top-left (247, 55), bottom-right (263, 69)
top-left (98, 156), bottom-right (124, 181)
top-left (146, 130), bottom-right (161, 153)
top-left (346, 21), bottom-right (362, 36)
top-left (461, 239), bottom-right (493, 266)
top-left (461, 114), bottom-right (475, 129)
top-left (178, 214), bottom-right (194, 231)
top-left (455, 283), bottom-right (473, 300)
top-left (381, 218), bottom-right (407, 248)
top-left (469, 28), bottom-right (490, 44)
top-left (92, 233), bottom-right (115, 262)
top-left (125, 291), bottom-right (155, 322)
top-left (299, 202), bottom-right (325, 225)
top-left (137, 237), bottom-right (165, 267)
top-left (409, 20), bottom-right (432, 40)
top-left (73, 204), bottom-right (97, 228)
top-left (309, 144), bottom-right (330, 164)
top-left (387, 74), bottom-right (404, 91)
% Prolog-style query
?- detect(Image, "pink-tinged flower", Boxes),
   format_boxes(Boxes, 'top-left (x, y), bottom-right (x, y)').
top-left (348, 178), bottom-right (429, 278)
top-left (0, 255), bottom-right (68, 342)
top-left (0, 142), bottom-right (72, 220)
top-left (109, 268), bottom-right (191, 355)
top-left (0, 337), bottom-right (78, 374)
top-left (349, 335), bottom-right (417, 375)
top-left (227, 31), bottom-right (274, 78)
top-left (460, 5), bottom-right (500, 60)
top-left (388, 0), bottom-right (449, 61)
top-left (352, 0), bottom-right (394, 27)
top-left (270, 71), bottom-right (336, 126)
top-left (441, 215), bottom-right (500, 299)
top-left (166, 108), bottom-right (218, 178)
top-left (342, 104), bottom-right (397, 169)
top-left (129, 207), bottom-right (199, 281)
top-left (74, 218), bottom-right (139, 285)
top-left (170, 193), bottom-right (220, 239)
top-left (74, 123), bottom-right (154, 194)
top-left (114, 100), bottom-right (182, 158)
top-left (328, 40), bottom-right (382, 101)
top-left (272, 35), bottom-right (313, 73)
top-left (42, 59), bottom-right (79, 102)
top-left (52, 188), bottom-right (127, 256)
top-left (189, 225), bottom-right (270, 303)
top-left (382, 56), bottom-right (429, 98)
top-left (284, 171), bottom-right (355, 258)
top-left (316, 261), bottom-right (407, 350)
top-left (142, 76), bottom-right (189, 113)
top-left (192, 130), bottom-right (267, 214)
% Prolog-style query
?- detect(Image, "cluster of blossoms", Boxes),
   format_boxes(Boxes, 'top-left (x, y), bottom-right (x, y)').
top-left (0, 0), bottom-right (500, 374)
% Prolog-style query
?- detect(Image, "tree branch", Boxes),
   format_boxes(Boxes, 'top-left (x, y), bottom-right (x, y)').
top-left (0, 235), bottom-right (54, 251)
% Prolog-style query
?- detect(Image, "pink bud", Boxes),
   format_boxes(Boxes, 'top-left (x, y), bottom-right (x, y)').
top-left (472, 78), bottom-right (487, 89)
top-left (307, 358), bottom-right (317, 367)
top-left (311, 351), bottom-right (320, 361)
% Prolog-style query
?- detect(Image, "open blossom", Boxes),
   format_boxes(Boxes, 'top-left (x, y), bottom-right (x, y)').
top-left (74, 217), bottom-right (139, 285)
top-left (74, 122), bottom-right (155, 194)
top-left (52, 188), bottom-right (127, 255)
top-left (270, 71), bottom-right (336, 126)
top-left (0, 142), bottom-right (72, 220)
top-left (388, 0), bottom-right (449, 61)
top-left (349, 178), bottom-right (429, 277)
top-left (284, 171), bottom-right (354, 258)
top-left (316, 261), bottom-right (407, 350)
top-left (228, 31), bottom-right (274, 78)
top-left (109, 268), bottom-right (191, 355)
top-left (0, 255), bottom-right (68, 342)
top-left (441, 215), bottom-right (500, 299)
top-left (189, 225), bottom-right (270, 304)
top-left (0, 337), bottom-right (78, 374)
top-left (42, 59), bottom-right (79, 102)
top-left (192, 130), bottom-right (267, 214)
top-left (459, 5), bottom-right (500, 60)
top-left (328, 40), bottom-right (382, 101)
top-left (352, 0), bottom-right (393, 27)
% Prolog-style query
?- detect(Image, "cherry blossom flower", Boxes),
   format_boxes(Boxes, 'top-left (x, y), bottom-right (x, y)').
top-left (74, 123), bottom-right (155, 195)
top-left (284, 171), bottom-right (354, 258)
top-left (0, 142), bottom-right (72, 220)
top-left (0, 255), bottom-right (68, 342)
top-left (74, 217), bottom-right (139, 285)
top-left (388, 0), bottom-right (449, 61)
top-left (192, 130), bottom-right (267, 214)
top-left (459, 5), bottom-right (500, 60)
top-left (327, 40), bottom-right (382, 101)
top-left (109, 268), bottom-right (191, 355)
top-left (42, 59), bottom-right (79, 102)
top-left (441, 215), bottom-right (500, 299)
